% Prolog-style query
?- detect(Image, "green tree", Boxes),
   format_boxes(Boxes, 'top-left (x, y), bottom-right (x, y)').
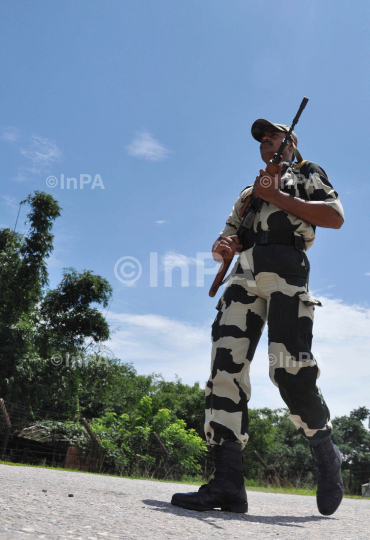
top-left (332, 406), bottom-right (370, 493)
top-left (0, 192), bottom-right (60, 394)
top-left (91, 396), bottom-right (207, 478)
top-left (36, 268), bottom-right (112, 357)
top-left (72, 359), bottom-right (153, 419)
top-left (150, 377), bottom-right (205, 437)
top-left (0, 192), bottom-right (113, 414)
top-left (242, 408), bottom-right (314, 487)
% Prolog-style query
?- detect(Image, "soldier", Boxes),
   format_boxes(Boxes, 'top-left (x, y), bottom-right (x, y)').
top-left (171, 119), bottom-right (345, 515)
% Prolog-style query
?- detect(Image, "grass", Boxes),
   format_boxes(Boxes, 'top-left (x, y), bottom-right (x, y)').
top-left (0, 460), bottom-right (366, 499)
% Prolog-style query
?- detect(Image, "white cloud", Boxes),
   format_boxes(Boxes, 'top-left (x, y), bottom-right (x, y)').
top-left (107, 312), bottom-right (211, 382)
top-left (307, 296), bottom-right (370, 414)
top-left (106, 295), bottom-right (370, 419)
top-left (160, 252), bottom-right (202, 287)
top-left (313, 296), bottom-right (370, 342)
top-left (365, 273), bottom-right (370, 276)
top-left (1, 127), bottom-right (20, 143)
top-left (1, 128), bottom-right (63, 182)
top-left (120, 280), bottom-right (137, 288)
top-left (155, 220), bottom-right (167, 225)
top-left (126, 131), bottom-right (170, 162)
top-left (19, 134), bottom-right (62, 177)
top-left (162, 252), bottom-right (199, 268)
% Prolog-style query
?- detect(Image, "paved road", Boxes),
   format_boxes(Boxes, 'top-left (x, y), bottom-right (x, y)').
top-left (1, 464), bottom-right (369, 539)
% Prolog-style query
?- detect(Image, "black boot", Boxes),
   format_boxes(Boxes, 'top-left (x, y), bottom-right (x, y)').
top-left (311, 438), bottom-right (344, 516)
top-left (171, 441), bottom-right (248, 513)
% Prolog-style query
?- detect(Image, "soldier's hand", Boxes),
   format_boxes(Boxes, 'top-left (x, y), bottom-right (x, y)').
top-left (212, 235), bottom-right (242, 262)
top-left (254, 163), bottom-right (282, 202)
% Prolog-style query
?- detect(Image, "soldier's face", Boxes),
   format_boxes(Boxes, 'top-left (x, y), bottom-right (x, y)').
top-left (260, 129), bottom-right (285, 153)
top-left (260, 129), bottom-right (293, 162)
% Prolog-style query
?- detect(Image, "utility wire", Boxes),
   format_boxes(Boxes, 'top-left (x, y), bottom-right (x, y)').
top-left (13, 202), bottom-right (23, 232)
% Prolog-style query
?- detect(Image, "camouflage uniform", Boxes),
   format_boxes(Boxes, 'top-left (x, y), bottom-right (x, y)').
top-left (205, 160), bottom-right (344, 449)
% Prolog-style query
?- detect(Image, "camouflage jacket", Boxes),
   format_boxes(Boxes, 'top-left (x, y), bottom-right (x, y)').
top-left (219, 160), bottom-right (344, 251)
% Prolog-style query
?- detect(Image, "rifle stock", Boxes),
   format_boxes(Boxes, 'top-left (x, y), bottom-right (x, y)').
top-left (209, 254), bottom-right (234, 297)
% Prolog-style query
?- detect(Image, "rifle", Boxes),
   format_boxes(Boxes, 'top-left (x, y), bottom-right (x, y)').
top-left (209, 97), bottom-right (309, 298)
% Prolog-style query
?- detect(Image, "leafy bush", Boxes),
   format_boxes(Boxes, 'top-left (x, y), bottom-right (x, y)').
top-left (90, 397), bottom-right (206, 478)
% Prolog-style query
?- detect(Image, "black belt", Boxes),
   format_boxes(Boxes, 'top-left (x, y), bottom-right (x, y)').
top-left (254, 230), bottom-right (305, 251)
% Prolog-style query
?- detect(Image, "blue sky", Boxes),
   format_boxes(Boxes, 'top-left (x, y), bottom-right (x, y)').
top-left (1, 0), bottom-right (369, 418)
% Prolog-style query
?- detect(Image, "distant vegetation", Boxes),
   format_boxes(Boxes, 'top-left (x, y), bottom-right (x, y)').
top-left (0, 192), bottom-right (369, 494)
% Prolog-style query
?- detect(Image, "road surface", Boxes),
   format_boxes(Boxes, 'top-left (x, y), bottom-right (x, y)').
top-left (0, 464), bottom-right (369, 539)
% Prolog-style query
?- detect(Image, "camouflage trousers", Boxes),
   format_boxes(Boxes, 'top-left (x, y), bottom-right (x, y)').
top-left (205, 243), bottom-right (332, 449)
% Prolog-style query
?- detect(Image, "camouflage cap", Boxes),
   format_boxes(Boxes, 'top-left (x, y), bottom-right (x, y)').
top-left (251, 119), bottom-right (303, 163)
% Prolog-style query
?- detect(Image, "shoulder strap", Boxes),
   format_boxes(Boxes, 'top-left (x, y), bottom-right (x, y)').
top-left (240, 186), bottom-right (253, 202)
top-left (293, 159), bottom-right (308, 170)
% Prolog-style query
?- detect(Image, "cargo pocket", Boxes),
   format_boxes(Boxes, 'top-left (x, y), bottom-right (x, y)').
top-left (298, 292), bottom-right (321, 354)
top-left (298, 292), bottom-right (322, 325)
top-left (215, 297), bottom-right (223, 311)
top-left (298, 292), bottom-right (322, 307)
